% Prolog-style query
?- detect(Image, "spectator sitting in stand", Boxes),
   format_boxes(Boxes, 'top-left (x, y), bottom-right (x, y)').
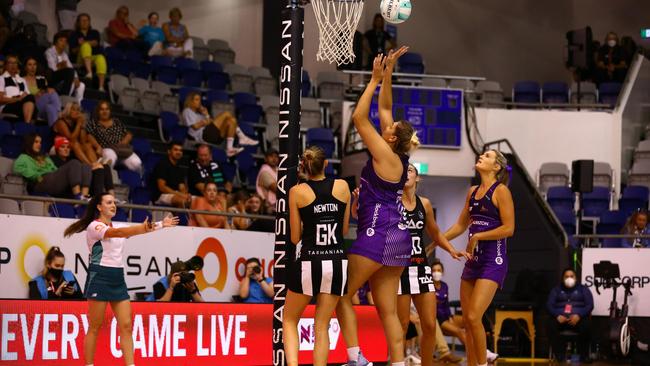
top-left (51, 136), bottom-right (114, 197)
top-left (246, 193), bottom-right (273, 232)
top-left (162, 7), bottom-right (193, 58)
top-left (28, 246), bottom-right (83, 300)
top-left (4, 24), bottom-right (46, 66)
top-left (22, 57), bottom-right (62, 128)
top-left (229, 189), bottom-right (251, 230)
top-left (149, 260), bottom-right (204, 302)
top-left (53, 102), bottom-right (102, 166)
top-left (238, 258), bottom-right (273, 303)
top-left (182, 92), bottom-right (258, 157)
top-left (13, 133), bottom-right (91, 198)
top-left (0, 54), bottom-right (35, 122)
top-left (138, 11), bottom-right (166, 57)
top-left (86, 100), bottom-right (142, 173)
top-left (44, 32), bottom-right (85, 103)
top-left (69, 13), bottom-right (106, 91)
top-left (188, 143), bottom-right (232, 196)
top-left (546, 268), bottom-right (594, 363)
top-left (256, 148), bottom-right (278, 212)
top-left (363, 13), bottom-right (396, 70)
top-left (152, 141), bottom-right (191, 208)
top-left (596, 31), bottom-right (628, 84)
top-left (190, 182), bottom-right (229, 229)
top-left (107, 5), bottom-right (147, 56)
top-left (621, 209), bottom-right (649, 248)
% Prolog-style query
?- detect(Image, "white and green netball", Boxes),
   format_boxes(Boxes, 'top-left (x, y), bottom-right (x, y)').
top-left (380, 0), bottom-right (412, 24)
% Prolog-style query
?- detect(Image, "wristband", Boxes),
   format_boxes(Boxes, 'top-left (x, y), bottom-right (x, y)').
top-left (154, 221), bottom-right (163, 230)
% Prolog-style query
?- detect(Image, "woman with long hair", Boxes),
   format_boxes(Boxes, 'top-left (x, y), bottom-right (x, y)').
top-left (53, 101), bottom-right (103, 166)
top-left (283, 146), bottom-right (351, 366)
top-left (621, 209), bottom-right (649, 248)
top-left (346, 46), bottom-right (418, 366)
top-left (28, 246), bottom-right (83, 300)
top-left (69, 13), bottom-right (106, 91)
top-left (64, 193), bottom-right (178, 366)
top-left (444, 150), bottom-right (515, 366)
top-left (22, 56), bottom-right (62, 127)
top-left (396, 164), bottom-right (465, 366)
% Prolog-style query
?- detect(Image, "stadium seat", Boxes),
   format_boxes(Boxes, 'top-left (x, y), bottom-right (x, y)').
top-left (542, 82), bottom-right (569, 103)
top-left (131, 77), bottom-right (151, 94)
top-left (306, 128), bottom-right (335, 158)
top-left (628, 161), bottom-right (650, 190)
top-left (539, 162), bottom-right (569, 193)
top-left (175, 58), bottom-right (199, 71)
top-left (193, 46), bottom-right (211, 62)
top-left (570, 82), bottom-right (598, 104)
top-left (113, 208), bottom-right (129, 222)
top-left (0, 198), bottom-right (20, 214)
top-left (143, 152), bottom-right (164, 177)
top-left (159, 112), bottom-right (189, 143)
top-left (150, 55), bottom-right (173, 70)
top-left (233, 92), bottom-right (257, 109)
top-left (131, 209), bottom-right (152, 222)
top-left (0, 156), bottom-right (12, 178)
top-left (118, 169), bottom-right (143, 190)
top-left (21, 200), bottom-right (46, 216)
top-left (133, 62), bottom-right (152, 79)
top-left (599, 82), bottom-right (622, 106)
top-left (224, 64), bottom-right (253, 93)
top-left (181, 69), bottom-right (204, 88)
top-left (206, 71), bottom-right (230, 90)
top-left (178, 87), bottom-right (201, 107)
top-left (156, 65), bottom-right (179, 85)
top-left (119, 87), bottom-right (140, 111)
top-left (130, 186), bottom-right (152, 205)
top-left (546, 186), bottom-right (574, 211)
top-left (0, 120), bottom-right (11, 139)
top-left (207, 39), bottom-right (229, 52)
top-left (152, 81), bottom-right (173, 97)
top-left (208, 39), bottom-right (236, 64)
top-left (422, 78), bottom-right (447, 88)
top-left (205, 89), bottom-right (230, 105)
top-left (0, 135), bottom-right (24, 158)
top-left (161, 94), bottom-right (180, 113)
top-left (597, 210), bottom-right (628, 247)
top-left (449, 79), bottom-right (474, 91)
top-left (513, 81), bottom-right (541, 104)
top-left (302, 98), bottom-right (322, 129)
top-left (593, 161), bottom-right (613, 188)
top-left (317, 72), bottom-right (345, 100)
top-left (81, 99), bottom-right (97, 114)
top-left (476, 80), bottom-right (504, 105)
top-left (49, 203), bottom-right (76, 219)
top-left (131, 137), bottom-right (152, 158)
top-left (634, 140), bottom-right (650, 162)
top-left (141, 91), bottom-right (161, 114)
top-left (302, 70), bottom-right (312, 97)
top-left (236, 151), bottom-right (257, 186)
top-left (13, 122), bottom-right (36, 136)
top-left (398, 52), bottom-right (425, 74)
top-left (551, 206), bottom-right (577, 246)
top-left (124, 49), bottom-right (143, 64)
top-left (249, 66), bottom-right (277, 96)
top-left (201, 61), bottom-right (223, 75)
top-left (618, 185), bottom-right (649, 214)
top-left (582, 186), bottom-right (610, 217)
top-left (211, 148), bottom-right (236, 182)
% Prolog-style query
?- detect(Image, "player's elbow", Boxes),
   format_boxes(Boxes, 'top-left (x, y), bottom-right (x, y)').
top-left (503, 224), bottom-right (515, 237)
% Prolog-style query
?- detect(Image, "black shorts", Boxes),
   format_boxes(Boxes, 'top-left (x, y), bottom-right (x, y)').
top-left (406, 321), bottom-right (418, 339)
top-left (202, 123), bottom-right (224, 144)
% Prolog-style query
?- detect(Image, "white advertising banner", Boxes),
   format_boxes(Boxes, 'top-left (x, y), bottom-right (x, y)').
top-left (0, 214), bottom-right (275, 302)
top-left (581, 248), bottom-right (650, 316)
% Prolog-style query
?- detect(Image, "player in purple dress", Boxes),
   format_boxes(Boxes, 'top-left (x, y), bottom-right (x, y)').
top-left (444, 150), bottom-right (515, 366)
top-left (346, 46), bottom-right (419, 366)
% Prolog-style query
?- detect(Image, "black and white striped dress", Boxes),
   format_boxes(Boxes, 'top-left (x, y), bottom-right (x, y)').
top-left (289, 178), bottom-right (348, 297)
top-left (398, 195), bottom-right (435, 295)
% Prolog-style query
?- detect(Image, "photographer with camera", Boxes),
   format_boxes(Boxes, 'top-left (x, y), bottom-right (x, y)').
top-left (29, 246), bottom-right (83, 300)
top-left (239, 258), bottom-right (273, 303)
top-left (149, 258), bottom-right (204, 302)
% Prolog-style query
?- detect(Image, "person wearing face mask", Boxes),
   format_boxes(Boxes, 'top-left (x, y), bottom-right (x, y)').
top-left (596, 31), bottom-right (628, 84)
top-left (546, 268), bottom-right (594, 363)
top-left (29, 246), bottom-right (83, 300)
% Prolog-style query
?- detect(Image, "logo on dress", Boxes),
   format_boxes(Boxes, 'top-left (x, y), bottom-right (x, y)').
top-left (366, 228), bottom-right (375, 237)
top-left (495, 257), bottom-right (503, 265)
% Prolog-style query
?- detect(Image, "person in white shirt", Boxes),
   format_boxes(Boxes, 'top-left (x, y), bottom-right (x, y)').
top-left (0, 54), bottom-right (35, 122)
top-left (44, 32), bottom-right (85, 103)
top-left (64, 193), bottom-right (178, 366)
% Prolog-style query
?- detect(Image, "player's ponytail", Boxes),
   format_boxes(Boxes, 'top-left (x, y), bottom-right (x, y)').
top-left (492, 150), bottom-right (510, 186)
top-left (64, 193), bottom-right (110, 237)
top-left (300, 146), bottom-right (326, 179)
top-left (394, 121), bottom-right (419, 155)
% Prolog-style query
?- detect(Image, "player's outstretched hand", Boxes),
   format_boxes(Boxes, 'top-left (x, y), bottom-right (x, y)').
top-left (163, 214), bottom-right (180, 228)
top-left (143, 217), bottom-right (154, 232)
top-left (385, 45), bottom-right (409, 70)
top-left (370, 53), bottom-right (387, 83)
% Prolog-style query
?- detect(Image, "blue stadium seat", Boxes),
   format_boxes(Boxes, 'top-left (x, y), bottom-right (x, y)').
top-left (113, 208), bottom-right (129, 222)
top-left (130, 186), bottom-right (152, 205)
top-left (618, 185), bottom-right (649, 215)
top-left (597, 210), bottom-right (628, 247)
top-left (233, 92), bottom-right (257, 109)
top-left (13, 122), bottom-right (36, 136)
top-left (236, 151), bottom-right (257, 185)
top-left (306, 128), bottom-right (335, 158)
top-left (111, 59), bottom-right (131, 77)
top-left (206, 71), bottom-right (229, 90)
top-left (159, 111), bottom-right (188, 142)
top-left (552, 206), bottom-right (577, 247)
top-left (175, 58), bottom-right (199, 71)
top-left (49, 203), bottom-right (76, 218)
top-left (104, 47), bottom-right (124, 64)
top-left (582, 187), bottom-right (610, 217)
top-left (513, 81), bottom-right (541, 103)
top-left (0, 120), bottom-right (11, 139)
top-left (181, 69), bottom-right (204, 87)
top-left (205, 89), bottom-right (230, 107)
top-left (118, 169), bottom-right (142, 190)
top-left (398, 52), bottom-right (425, 74)
top-left (599, 82), bottom-right (622, 106)
top-left (302, 70), bottom-right (311, 97)
top-left (200, 61), bottom-right (223, 75)
top-left (546, 186), bottom-right (574, 211)
top-left (542, 82), bottom-right (569, 103)
top-left (143, 152), bottom-right (164, 177)
top-left (238, 105), bottom-right (263, 123)
top-left (131, 209), bottom-right (152, 222)
top-left (81, 99), bottom-right (97, 114)
top-left (150, 55), bottom-right (173, 70)
top-left (124, 49), bottom-right (143, 63)
top-left (36, 125), bottom-right (52, 140)
top-left (156, 65), bottom-right (179, 85)
top-left (211, 148), bottom-right (236, 181)
top-left (178, 87), bottom-right (201, 107)
top-left (0, 135), bottom-right (23, 158)
top-left (131, 137), bottom-right (152, 158)
top-left (133, 62), bottom-right (152, 79)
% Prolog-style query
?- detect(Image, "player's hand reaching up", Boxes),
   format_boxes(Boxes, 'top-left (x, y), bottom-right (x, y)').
top-left (385, 45), bottom-right (409, 71)
top-left (370, 53), bottom-right (387, 83)
top-left (163, 214), bottom-right (180, 228)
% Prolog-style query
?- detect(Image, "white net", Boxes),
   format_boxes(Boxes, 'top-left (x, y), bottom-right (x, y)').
top-left (311, 0), bottom-right (364, 66)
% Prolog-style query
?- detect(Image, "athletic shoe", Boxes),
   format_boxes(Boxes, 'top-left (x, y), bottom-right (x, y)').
top-left (238, 134), bottom-right (259, 146)
top-left (439, 352), bottom-right (463, 363)
top-left (406, 354), bottom-right (422, 365)
top-left (487, 349), bottom-right (499, 363)
top-left (346, 351), bottom-right (373, 366)
top-left (226, 147), bottom-right (244, 157)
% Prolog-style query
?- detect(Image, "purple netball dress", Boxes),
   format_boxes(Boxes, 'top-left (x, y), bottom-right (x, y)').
top-left (348, 156), bottom-right (412, 266)
top-left (434, 281), bottom-right (452, 323)
top-left (461, 181), bottom-right (509, 288)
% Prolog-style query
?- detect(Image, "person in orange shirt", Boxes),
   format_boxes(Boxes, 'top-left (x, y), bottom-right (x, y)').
top-left (191, 182), bottom-right (229, 229)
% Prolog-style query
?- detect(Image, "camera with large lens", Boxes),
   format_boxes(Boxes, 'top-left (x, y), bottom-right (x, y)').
top-left (178, 271), bottom-right (196, 284)
top-left (252, 266), bottom-right (262, 275)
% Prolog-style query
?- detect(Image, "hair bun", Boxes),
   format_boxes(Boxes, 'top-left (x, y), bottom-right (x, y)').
top-left (410, 132), bottom-right (420, 150)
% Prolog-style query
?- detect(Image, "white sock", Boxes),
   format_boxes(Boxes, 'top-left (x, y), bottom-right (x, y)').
top-left (391, 362), bottom-right (405, 366)
top-left (227, 137), bottom-right (234, 150)
top-left (347, 346), bottom-right (360, 362)
top-left (236, 127), bottom-right (246, 139)
top-left (478, 363), bottom-right (488, 366)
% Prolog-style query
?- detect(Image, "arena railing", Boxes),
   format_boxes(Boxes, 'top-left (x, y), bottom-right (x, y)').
top-left (573, 234), bottom-right (650, 248)
top-left (465, 97), bottom-right (614, 110)
top-left (0, 193), bottom-right (275, 221)
top-left (341, 69), bottom-right (486, 85)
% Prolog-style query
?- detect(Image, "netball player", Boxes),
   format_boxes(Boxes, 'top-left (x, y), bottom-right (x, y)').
top-left (346, 46), bottom-right (418, 366)
top-left (283, 146), bottom-right (351, 366)
top-left (396, 164), bottom-right (467, 366)
top-left (444, 150), bottom-right (514, 366)
top-left (64, 193), bottom-right (178, 366)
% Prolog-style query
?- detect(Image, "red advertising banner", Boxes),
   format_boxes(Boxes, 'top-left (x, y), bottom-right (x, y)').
top-left (0, 300), bottom-right (387, 365)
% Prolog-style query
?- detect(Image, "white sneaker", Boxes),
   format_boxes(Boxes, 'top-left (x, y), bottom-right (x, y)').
top-left (226, 147), bottom-right (244, 157)
top-left (486, 349), bottom-right (499, 363)
top-left (406, 354), bottom-right (421, 365)
top-left (238, 134), bottom-right (259, 146)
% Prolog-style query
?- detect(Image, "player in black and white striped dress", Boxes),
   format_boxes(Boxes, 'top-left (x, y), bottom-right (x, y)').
top-left (283, 146), bottom-right (351, 366)
top-left (397, 164), bottom-right (467, 366)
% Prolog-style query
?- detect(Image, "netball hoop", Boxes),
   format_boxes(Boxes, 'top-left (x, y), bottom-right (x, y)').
top-left (311, 0), bottom-right (364, 65)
